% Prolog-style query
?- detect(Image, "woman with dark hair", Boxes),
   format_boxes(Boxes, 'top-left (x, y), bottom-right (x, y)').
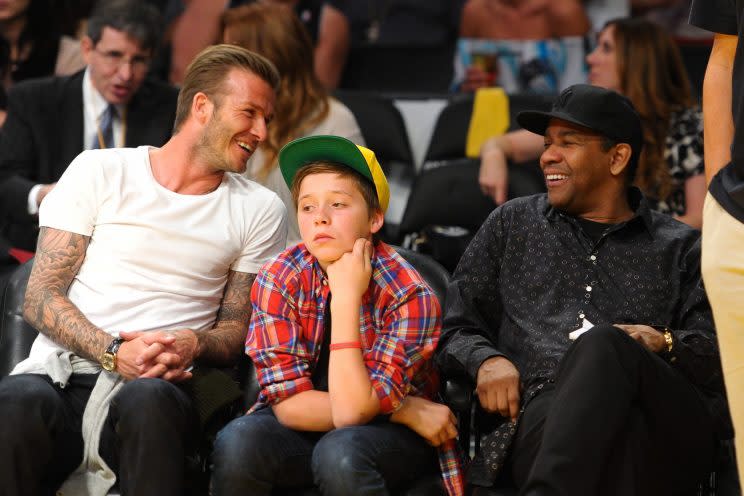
top-left (222, 2), bottom-right (364, 245)
top-left (478, 17), bottom-right (705, 228)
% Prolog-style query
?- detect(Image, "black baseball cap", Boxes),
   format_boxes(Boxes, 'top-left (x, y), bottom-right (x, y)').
top-left (517, 84), bottom-right (643, 172)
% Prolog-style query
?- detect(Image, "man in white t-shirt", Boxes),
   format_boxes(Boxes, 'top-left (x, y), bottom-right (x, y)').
top-left (0, 44), bottom-right (287, 496)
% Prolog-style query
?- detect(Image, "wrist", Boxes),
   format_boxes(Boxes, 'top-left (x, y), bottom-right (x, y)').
top-left (650, 324), bottom-right (674, 355)
top-left (390, 396), bottom-right (413, 424)
top-left (331, 293), bottom-right (362, 307)
top-left (99, 336), bottom-right (124, 372)
top-left (487, 135), bottom-right (513, 159)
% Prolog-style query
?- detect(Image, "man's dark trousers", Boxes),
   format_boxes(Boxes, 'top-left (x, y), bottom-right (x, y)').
top-left (0, 373), bottom-right (199, 496)
top-left (509, 325), bottom-right (716, 496)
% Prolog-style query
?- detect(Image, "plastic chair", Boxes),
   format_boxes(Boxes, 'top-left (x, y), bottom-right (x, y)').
top-left (0, 259), bottom-right (34, 377)
top-left (422, 92), bottom-right (555, 166)
top-left (334, 90), bottom-right (417, 236)
top-left (338, 43), bottom-right (455, 93)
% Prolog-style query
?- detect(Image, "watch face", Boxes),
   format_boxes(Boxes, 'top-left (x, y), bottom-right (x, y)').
top-left (101, 353), bottom-right (116, 372)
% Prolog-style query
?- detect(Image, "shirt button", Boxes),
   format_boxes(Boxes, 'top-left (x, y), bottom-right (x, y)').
top-left (579, 313), bottom-right (585, 319)
top-left (586, 286), bottom-right (592, 292)
top-left (322, 279), bottom-right (328, 286)
top-left (590, 255), bottom-right (597, 261)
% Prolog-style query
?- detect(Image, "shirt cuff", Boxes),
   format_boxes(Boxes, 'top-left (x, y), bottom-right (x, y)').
top-left (27, 184), bottom-right (43, 215)
top-left (467, 347), bottom-right (505, 380)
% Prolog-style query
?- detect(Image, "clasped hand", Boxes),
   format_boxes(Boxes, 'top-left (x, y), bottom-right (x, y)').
top-left (613, 324), bottom-right (666, 353)
top-left (115, 329), bottom-right (198, 382)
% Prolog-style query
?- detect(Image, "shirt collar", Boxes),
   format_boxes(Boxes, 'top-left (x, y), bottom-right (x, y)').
top-left (543, 187), bottom-right (655, 235)
top-left (83, 67), bottom-right (124, 119)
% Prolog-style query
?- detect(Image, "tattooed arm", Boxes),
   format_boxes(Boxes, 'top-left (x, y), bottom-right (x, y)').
top-left (198, 269), bottom-right (256, 364)
top-left (22, 227), bottom-right (110, 361)
top-left (24, 227), bottom-right (181, 380)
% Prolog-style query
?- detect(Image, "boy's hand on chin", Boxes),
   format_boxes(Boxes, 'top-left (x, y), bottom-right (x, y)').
top-left (327, 238), bottom-right (373, 300)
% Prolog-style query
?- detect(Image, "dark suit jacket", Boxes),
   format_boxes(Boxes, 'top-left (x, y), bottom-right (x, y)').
top-left (0, 70), bottom-right (178, 251)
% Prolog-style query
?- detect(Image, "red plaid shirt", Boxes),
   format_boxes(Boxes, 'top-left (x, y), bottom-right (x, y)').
top-left (246, 242), bottom-right (464, 496)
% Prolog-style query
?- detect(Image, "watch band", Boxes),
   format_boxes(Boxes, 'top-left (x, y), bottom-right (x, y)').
top-left (106, 337), bottom-right (124, 355)
top-left (100, 337), bottom-right (124, 371)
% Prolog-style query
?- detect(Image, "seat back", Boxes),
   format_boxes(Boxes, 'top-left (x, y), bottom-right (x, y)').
top-left (0, 260), bottom-right (37, 377)
top-left (334, 90), bottom-right (417, 237)
top-left (334, 90), bottom-right (414, 166)
top-left (423, 92), bottom-right (556, 164)
top-left (394, 245), bottom-right (450, 307)
top-left (398, 159), bottom-right (496, 271)
top-left (339, 43), bottom-right (455, 93)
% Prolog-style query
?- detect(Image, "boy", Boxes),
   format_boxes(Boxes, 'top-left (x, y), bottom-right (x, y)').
top-left (211, 135), bottom-right (463, 496)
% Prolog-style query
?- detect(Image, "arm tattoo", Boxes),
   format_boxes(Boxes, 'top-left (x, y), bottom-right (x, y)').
top-left (23, 227), bottom-right (111, 361)
top-left (197, 270), bottom-right (256, 365)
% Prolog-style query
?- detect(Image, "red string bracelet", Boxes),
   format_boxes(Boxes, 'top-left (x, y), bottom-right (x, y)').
top-left (329, 341), bottom-right (362, 351)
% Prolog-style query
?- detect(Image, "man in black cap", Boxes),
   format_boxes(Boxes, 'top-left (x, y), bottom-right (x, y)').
top-left (436, 84), bottom-right (730, 494)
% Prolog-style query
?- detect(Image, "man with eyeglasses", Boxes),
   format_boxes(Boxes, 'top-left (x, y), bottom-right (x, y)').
top-left (0, 0), bottom-right (178, 253)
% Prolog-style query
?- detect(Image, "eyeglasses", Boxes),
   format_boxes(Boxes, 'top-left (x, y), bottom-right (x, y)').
top-left (94, 48), bottom-right (151, 72)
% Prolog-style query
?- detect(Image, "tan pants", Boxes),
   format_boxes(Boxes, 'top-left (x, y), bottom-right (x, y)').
top-left (702, 193), bottom-right (744, 487)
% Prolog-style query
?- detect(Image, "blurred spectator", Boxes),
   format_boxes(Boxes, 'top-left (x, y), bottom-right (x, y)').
top-left (0, 0), bottom-right (87, 124)
top-left (583, 0), bottom-right (629, 34)
top-left (229, 0), bottom-right (324, 42)
top-left (315, 0), bottom-right (464, 89)
top-left (0, 0), bottom-right (86, 89)
top-left (0, 0), bottom-right (178, 252)
top-left (478, 18), bottom-right (705, 228)
top-left (460, 0), bottom-right (590, 39)
top-left (458, 0), bottom-right (590, 92)
top-left (167, 1), bottom-right (324, 86)
top-left (168, 0), bottom-right (229, 85)
top-left (632, 0), bottom-right (711, 39)
top-left (222, 2), bottom-right (364, 245)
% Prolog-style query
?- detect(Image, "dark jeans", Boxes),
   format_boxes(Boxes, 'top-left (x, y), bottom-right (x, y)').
top-left (510, 325), bottom-right (716, 496)
top-left (211, 407), bottom-right (439, 496)
top-left (0, 373), bottom-right (199, 496)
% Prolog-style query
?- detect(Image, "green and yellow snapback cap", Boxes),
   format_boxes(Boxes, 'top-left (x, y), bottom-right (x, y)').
top-left (278, 135), bottom-right (390, 214)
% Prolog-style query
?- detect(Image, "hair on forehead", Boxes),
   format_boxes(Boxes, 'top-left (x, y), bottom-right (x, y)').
top-left (290, 161), bottom-right (381, 216)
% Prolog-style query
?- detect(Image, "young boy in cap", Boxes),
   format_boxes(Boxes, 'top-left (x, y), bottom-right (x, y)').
top-left (211, 135), bottom-right (464, 496)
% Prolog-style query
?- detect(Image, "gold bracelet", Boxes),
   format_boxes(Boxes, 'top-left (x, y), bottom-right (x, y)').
top-left (650, 324), bottom-right (674, 354)
top-left (662, 330), bottom-right (673, 354)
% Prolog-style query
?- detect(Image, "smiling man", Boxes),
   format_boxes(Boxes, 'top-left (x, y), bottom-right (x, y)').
top-left (0, 0), bottom-right (178, 252)
top-left (0, 44), bottom-right (286, 496)
top-left (436, 84), bottom-right (730, 495)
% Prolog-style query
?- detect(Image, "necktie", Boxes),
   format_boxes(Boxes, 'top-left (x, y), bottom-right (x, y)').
top-left (92, 104), bottom-right (116, 149)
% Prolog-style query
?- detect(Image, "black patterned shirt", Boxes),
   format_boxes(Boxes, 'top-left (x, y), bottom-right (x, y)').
top-left (436, 190), bottom-right (729, 438)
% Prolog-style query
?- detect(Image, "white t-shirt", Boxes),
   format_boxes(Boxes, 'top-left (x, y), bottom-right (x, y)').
top-left (23, 146), bottom-right (287, 367)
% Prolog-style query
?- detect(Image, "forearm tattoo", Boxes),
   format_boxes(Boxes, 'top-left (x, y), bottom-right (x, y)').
top-left (23, 227), bottom-right (111, 361)
top-left (197, 270), bottom-right (256, 365)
